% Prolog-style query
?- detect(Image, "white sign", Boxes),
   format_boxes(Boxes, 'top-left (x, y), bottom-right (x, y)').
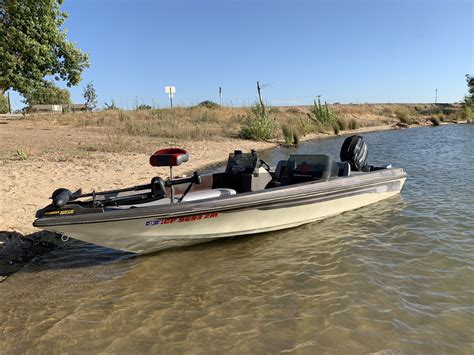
top-left (165, 86), bottom-right (176, 95)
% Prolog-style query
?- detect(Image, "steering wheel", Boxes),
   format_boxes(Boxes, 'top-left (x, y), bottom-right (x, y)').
top-left (259, 159), bottom-right (271, 172)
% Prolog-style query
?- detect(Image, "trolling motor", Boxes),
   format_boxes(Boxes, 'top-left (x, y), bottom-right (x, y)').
top-left (49, 148), bottom-right (200, 209)
top-left (149, 148), bottom-right (201, 203)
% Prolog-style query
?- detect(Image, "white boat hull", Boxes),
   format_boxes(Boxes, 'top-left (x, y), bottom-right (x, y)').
top-left (42, 175), bottom-right (406, 254)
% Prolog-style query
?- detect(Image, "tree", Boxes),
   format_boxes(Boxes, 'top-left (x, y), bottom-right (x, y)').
top-left (198, 100), bottom-right (219, 109)
top-left (465, 74), bottom-right (474, 107)
top-left (83, 82), bottom-right (97, 111)
top-left (136, 104), bottom-right (152, 110)
top-left (0, 0), bottom-right (89, 95)
top-left (23, 82), bottom-right (71, 107)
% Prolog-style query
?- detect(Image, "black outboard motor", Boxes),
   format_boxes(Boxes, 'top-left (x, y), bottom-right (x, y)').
top-left (340, 135), bottom-right (368, 171)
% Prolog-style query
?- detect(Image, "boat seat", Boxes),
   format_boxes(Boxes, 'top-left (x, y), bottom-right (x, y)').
top-left (150, 148), bottom-right (189, 167)
top-left (274, 160), bottom-right (288, 180)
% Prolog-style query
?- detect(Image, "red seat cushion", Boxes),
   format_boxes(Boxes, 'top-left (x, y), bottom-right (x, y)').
top-left (150, 148), bottom-right (189, 167)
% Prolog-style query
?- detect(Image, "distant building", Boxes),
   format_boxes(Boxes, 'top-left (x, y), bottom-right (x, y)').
top-left (30, 104), bottom-right (87, 113)
top-left (31, 104), bottom-right (63, 113)
top-left (63, 104), bottom-right (87, 112)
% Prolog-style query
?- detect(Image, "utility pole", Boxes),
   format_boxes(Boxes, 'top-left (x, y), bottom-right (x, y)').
top-left (435, 88), bottom-right (438, 104)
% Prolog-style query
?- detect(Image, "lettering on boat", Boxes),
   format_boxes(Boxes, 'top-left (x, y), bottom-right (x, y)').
top-left (44, 209), bottom-right (75, 216)
top-left (145, 212), bottom-right (219, 226)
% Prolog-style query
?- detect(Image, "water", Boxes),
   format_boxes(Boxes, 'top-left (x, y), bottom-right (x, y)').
top-left (1, 125), bottom-right (473, 354)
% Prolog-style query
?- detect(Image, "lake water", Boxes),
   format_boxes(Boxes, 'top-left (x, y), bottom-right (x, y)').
top-left (1, 125), bottom-right (473, 354)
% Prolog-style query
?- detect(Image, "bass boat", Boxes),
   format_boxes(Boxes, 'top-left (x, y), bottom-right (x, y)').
top-left (33, 136), bottom-right (407, 254)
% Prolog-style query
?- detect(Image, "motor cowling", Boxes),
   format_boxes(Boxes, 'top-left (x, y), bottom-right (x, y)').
top-left (51, 188), bottom-right (72, 208)
top-left (340, 135), bottom-right (368, 171)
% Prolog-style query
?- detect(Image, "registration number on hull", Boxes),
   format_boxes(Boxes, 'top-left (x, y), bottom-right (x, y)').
top-left (146, 212), bottom-right (219, 226)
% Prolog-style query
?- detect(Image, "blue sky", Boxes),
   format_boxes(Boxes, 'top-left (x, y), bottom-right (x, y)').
top-left (9, 0), bottom-right (474, 109)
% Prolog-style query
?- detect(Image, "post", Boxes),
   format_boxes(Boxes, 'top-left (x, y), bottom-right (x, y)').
top-left (165, 86), bottom-right (175, 108)
top-left (169, 166), bottom-right (174, 203)
top-left (435, 88), bottom-right (438, 104)
top-left (6, 91), bottom-right (11, 113)
top-left (256, 81), bottom-right (265, 115)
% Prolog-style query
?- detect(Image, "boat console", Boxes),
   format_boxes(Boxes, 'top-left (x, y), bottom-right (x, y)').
top-left (211, 150), bottom-right (273, 193)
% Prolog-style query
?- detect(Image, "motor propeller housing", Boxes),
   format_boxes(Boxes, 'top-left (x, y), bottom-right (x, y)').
top-left (340, 135), bottom-right (368, 171)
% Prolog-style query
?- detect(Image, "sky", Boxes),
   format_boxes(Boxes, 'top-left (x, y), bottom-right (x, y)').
top-left (9, 0), bottom-right (474, 110)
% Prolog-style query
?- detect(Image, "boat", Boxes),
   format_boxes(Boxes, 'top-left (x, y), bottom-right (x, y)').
top-left (33, 135), bottom-right (407, 254)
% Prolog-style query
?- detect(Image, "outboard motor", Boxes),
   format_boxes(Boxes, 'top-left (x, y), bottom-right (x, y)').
top-left (340, 135), bottom-right (368, 171)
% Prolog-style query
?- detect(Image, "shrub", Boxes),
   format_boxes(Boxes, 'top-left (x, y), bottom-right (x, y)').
top-left (461, 106), bottom-right (474, 122)
top-left (282, 124), bottom-right (300, 146)
top-left (293, 129), bottom-right (301, 145)
top-left (240, 103), bottom-right (277, 140)
top-left (104, 100), bottom-right (118, 110)
top-left (429, 117), bottom-right (441, 126)
top-left (310, 98), bottom-right (338, 125)
top-left (336, 117), bottom-right (348, 131)
top-left (299, 116), bottom-right (314, 135)
top-left (198, 100), bottom-right (220, 109)
top-left (332, 122), bottom-right (340, 135)
top-left (380, 106), bottom-right (394, 116)
top-left (395, 109), bottom-right (413, 125)
top-left (348, 118), bottom-right (359, 130)
top-left (136, 104), bottom-right (152, 110)
top-left (287, 107), bottom-right (300, 114)
top-left (16, 149), bottom-right (28, 160)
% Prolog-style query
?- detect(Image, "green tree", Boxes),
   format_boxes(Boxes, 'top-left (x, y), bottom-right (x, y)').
top-left (23, 82), bottom-right (71, 107)
top-left (83, 81), bottom-right (97, 110)
top-left (0, 0), bottom-right (89, 95)
top-left (465, 74), bottom-right (474, 107)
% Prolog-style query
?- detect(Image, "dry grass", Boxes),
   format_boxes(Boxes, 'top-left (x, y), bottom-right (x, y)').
top-left (45, 107), bottom-right (247, 140)
top-left (4, 103), bottom-right (461, 160)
